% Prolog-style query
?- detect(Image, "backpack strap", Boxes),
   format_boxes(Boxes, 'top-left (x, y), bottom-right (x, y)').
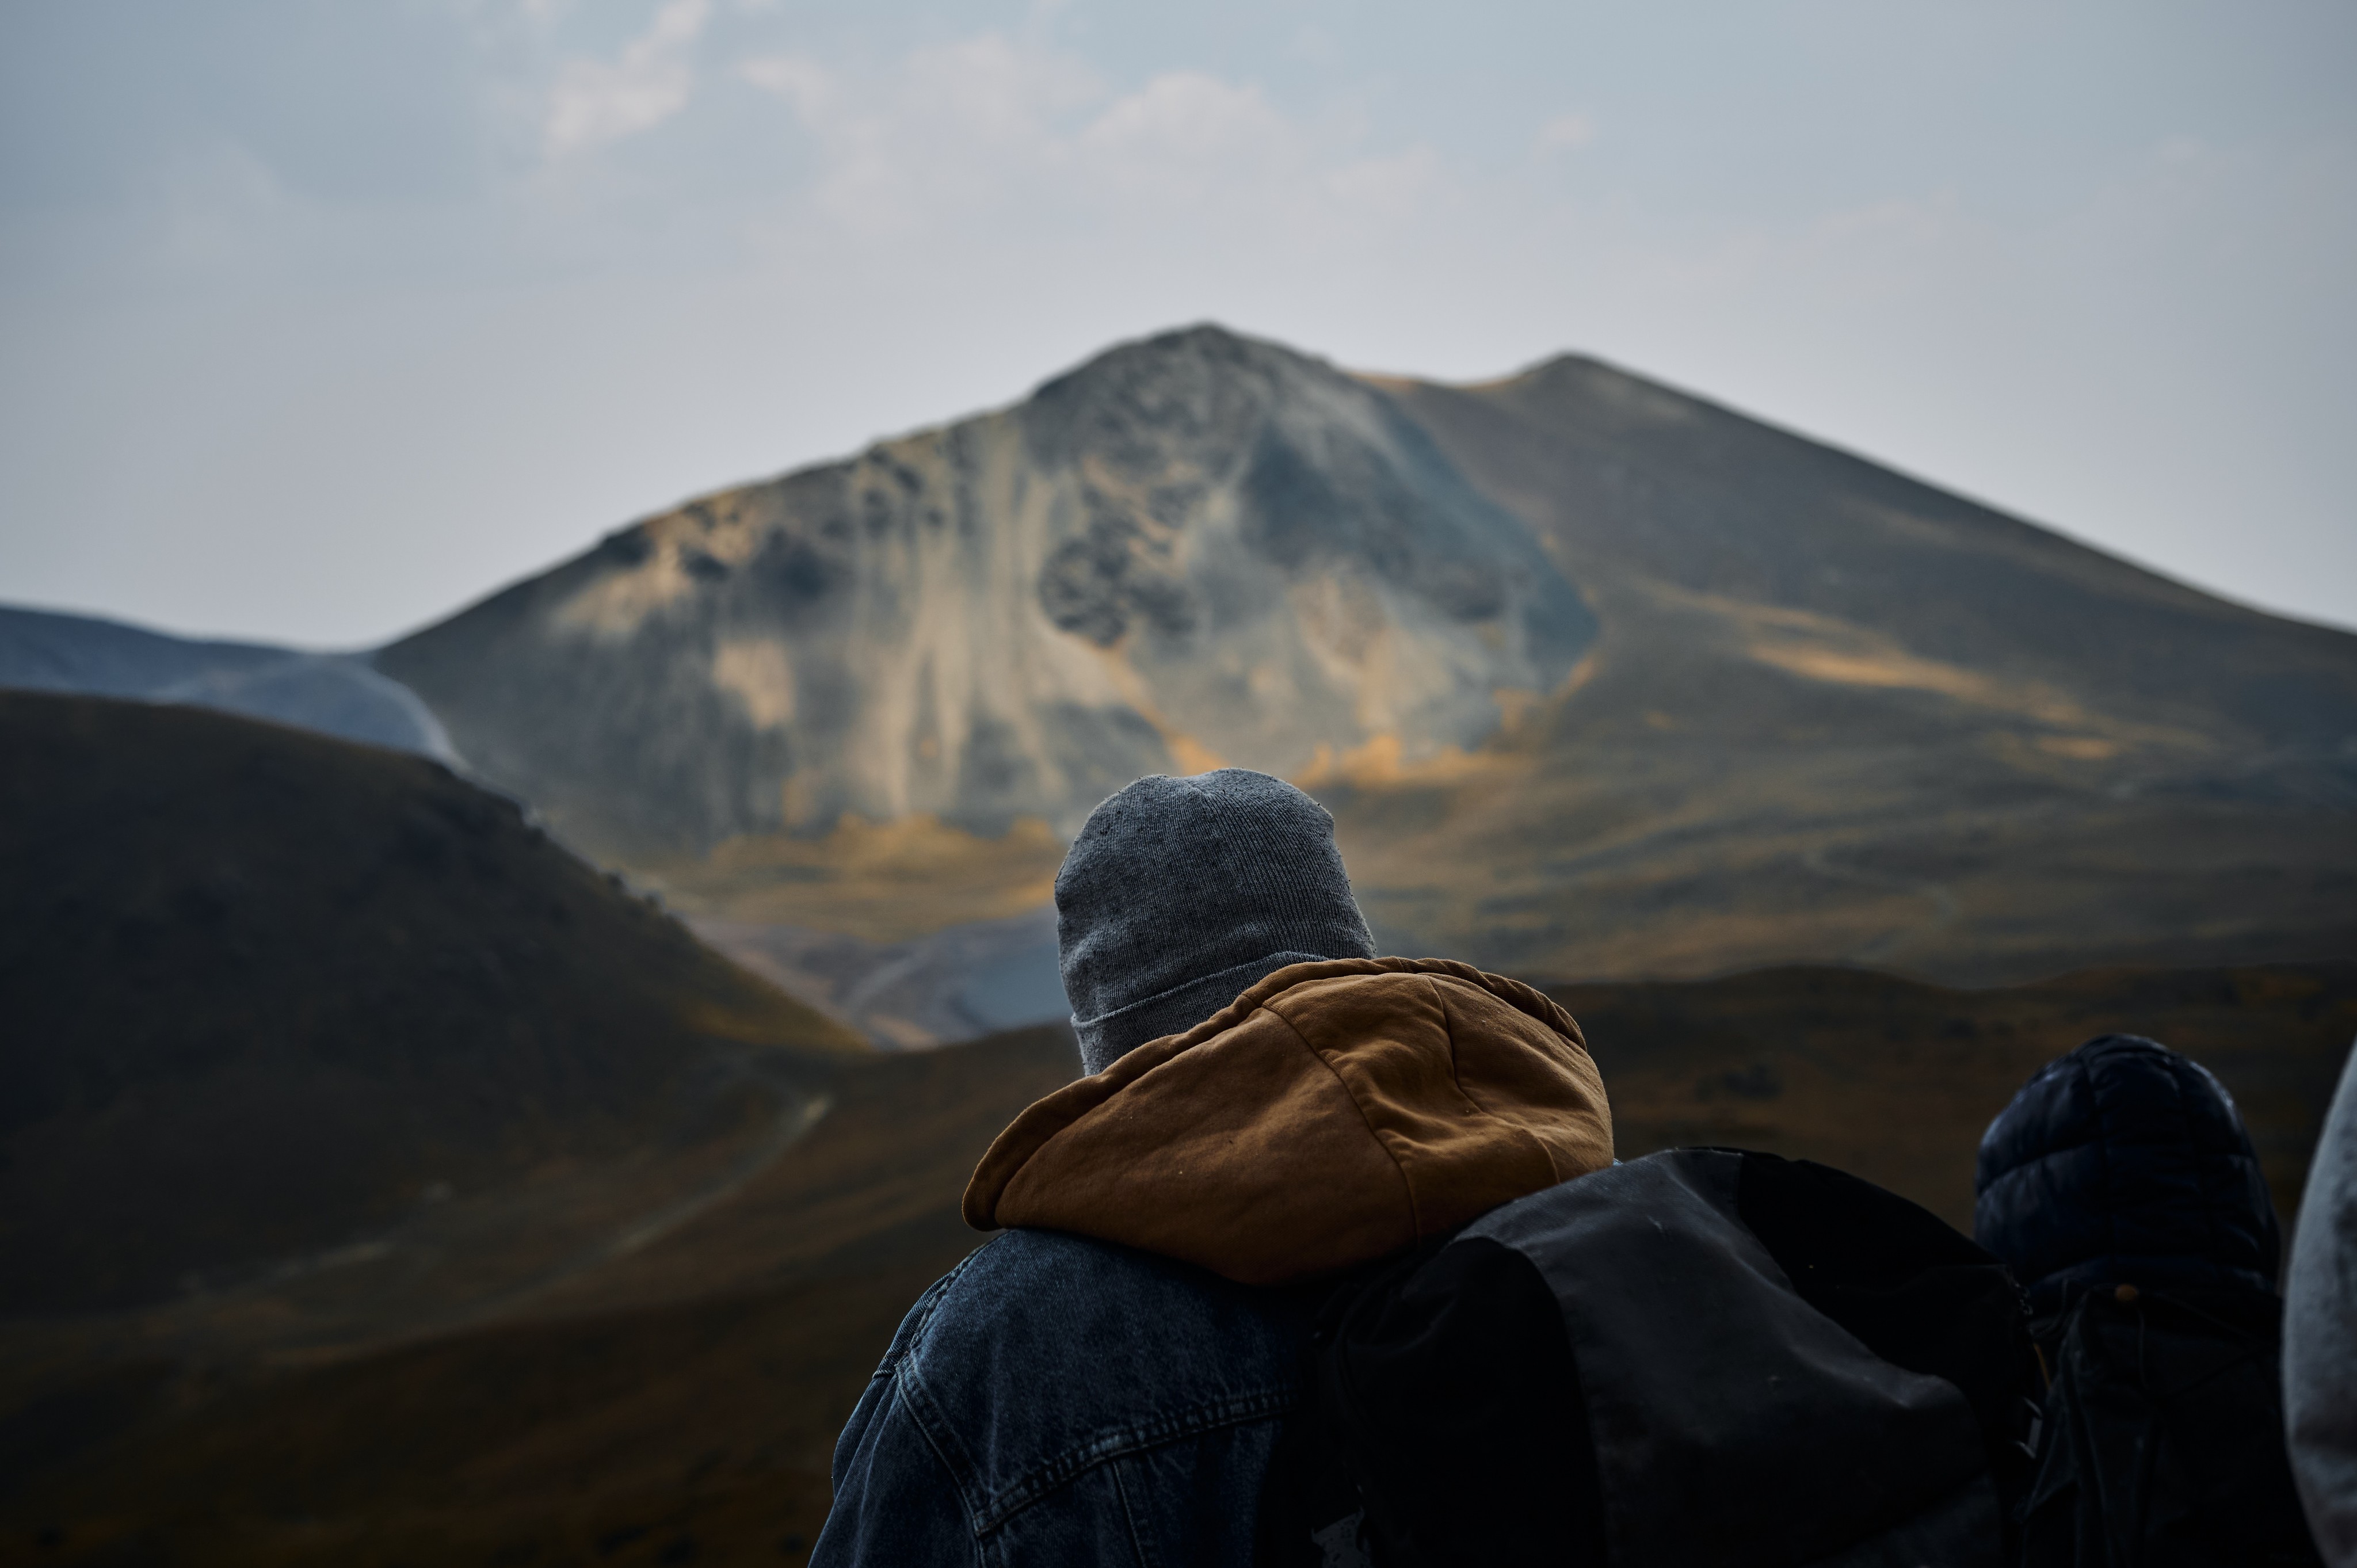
top-left (1321, 1231), bottom-right (1605, 1565)
top-left (2024, 1283), bottom-right (2320, 1566)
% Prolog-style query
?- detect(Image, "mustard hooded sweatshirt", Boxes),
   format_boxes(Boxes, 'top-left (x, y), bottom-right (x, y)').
top-left (964, 956), bottom-right (1614, 1285)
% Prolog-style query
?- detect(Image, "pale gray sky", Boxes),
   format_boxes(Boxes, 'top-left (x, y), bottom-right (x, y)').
top-left (3, 1), bottom-right (2351, 645)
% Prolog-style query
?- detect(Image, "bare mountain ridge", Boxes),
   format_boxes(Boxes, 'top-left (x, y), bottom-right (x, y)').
top-left (380, 325), bottom-right (2357, 987)
top-left (1386, 355), bottom-right (2354, 743)
top-left (383, 327), bottom-right (1591, 860)
top-left (1326, 352), bottom-right (2357, 982)
top-left (0, 603), bottom-right (454, 760)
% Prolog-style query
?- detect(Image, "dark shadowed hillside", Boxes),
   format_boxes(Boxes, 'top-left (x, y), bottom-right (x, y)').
top-left (0, 1023), bottom-right (1078, 1568)
top-left (0, 692), bottom-right (861, 1321)
top-left (1559, 962), bottom-right (2357, 1232)
top-left (375, 326), bottom-right (2357, 990)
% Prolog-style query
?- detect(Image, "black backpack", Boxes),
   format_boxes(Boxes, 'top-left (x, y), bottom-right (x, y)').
top-left (1260, 1148), bottom-right (2043, 1567)
top-left (2020, 1283), bottom-right (2321, 1568)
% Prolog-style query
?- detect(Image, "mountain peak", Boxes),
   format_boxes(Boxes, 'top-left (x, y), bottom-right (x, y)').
top-left (1470, 350), bottom-right (1708, 428)
top-left (376, 326), bottom-right (2357, 981)
top-left (382, 325), bottom-right (1596, 860)
top-left (1019, 321), bottom-right (1359, 472)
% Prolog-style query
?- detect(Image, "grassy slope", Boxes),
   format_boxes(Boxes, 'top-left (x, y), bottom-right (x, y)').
top-left (0, 1027), bottom-right (1078, 1568)
top-left (0, 692), bottom-right (861, 1318)
top-left (1339, 364), bottom-right (2357, 983)
top-left (5, 954), bottom-right (2347, 1566)
top-left (1565, 963), bottom-right (2356, 1231)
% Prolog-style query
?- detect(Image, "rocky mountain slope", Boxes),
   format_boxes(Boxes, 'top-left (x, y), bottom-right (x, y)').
top-left (379, 325), bottom-right (2357, 986)
top-left (382, 329), bottom-right (1588, 854)
top-left (0, 604), bottom-right (452, 758)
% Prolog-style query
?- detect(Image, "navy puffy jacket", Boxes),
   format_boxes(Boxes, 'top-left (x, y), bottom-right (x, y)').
top-left (1974, 1033), bottom-right (2280, 1315)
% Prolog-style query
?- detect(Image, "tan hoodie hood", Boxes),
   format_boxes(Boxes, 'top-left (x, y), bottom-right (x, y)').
top-left (962, 957), bottom-right (1613, 1285)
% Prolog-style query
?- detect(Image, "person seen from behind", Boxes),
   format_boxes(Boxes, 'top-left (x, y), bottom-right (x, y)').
top-left (1975, 1032), bottom-right (2322, 1566)
top-left (808, 769), bottom-right (1614, 1564)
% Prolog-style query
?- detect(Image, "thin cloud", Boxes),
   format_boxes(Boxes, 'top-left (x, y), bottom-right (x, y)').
top-left (738, 53), bottom-right (831, 119)
top-left (739, 35), bottom-right (1439, 242)
top-left (741, 35), bottom-right (1103, 233)
top-left (544, 0), bottom-right (710, 157)
top-left (1537, 112), bottom-right (1594, 152)
top-left (1325, 146), bottom-right (1443, 218)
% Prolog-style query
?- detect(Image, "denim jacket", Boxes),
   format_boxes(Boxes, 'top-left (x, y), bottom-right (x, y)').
top-left (811, 1228), bottom-right (1319, 1565)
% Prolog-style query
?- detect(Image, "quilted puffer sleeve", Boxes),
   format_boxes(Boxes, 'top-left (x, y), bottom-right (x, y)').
top-left (2287, 1042), bottom-right (2357, 1568)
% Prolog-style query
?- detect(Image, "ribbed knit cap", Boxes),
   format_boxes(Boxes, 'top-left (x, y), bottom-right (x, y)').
top-left (1058, 769), bottom-right (1377, 1074)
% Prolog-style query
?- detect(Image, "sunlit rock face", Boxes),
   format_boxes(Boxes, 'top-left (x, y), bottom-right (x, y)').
top-left (378, 323), bottom-right (2357, 983)
top-left (380, 326), bottom-right (1595, 857)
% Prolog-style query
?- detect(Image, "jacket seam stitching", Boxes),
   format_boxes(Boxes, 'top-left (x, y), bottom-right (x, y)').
top-left (1427, 974), bottom-right (1570, 1185)
top-left (1265, 1000), bottom-right (1424, 1237)
top-left (1422, 974), bottom-right (1483, 1113)
top-left (888, 1239), bottom-right (997, 1368)
top-left (898, 1344), bottom-right (993, 1539)
top-left (896, 1249), bottom-right (983, 1355)
top-left (1112, 1458), bottom-right (1157, 1568)
top-left (2092, 1062), bottom-right (2119, 1281)
top-left (967, 1384), bottom-right (1299, 1535)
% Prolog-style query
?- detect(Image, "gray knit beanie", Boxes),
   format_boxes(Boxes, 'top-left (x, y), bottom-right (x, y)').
top-left (1058, 769), bottom-right (1377, 1075)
